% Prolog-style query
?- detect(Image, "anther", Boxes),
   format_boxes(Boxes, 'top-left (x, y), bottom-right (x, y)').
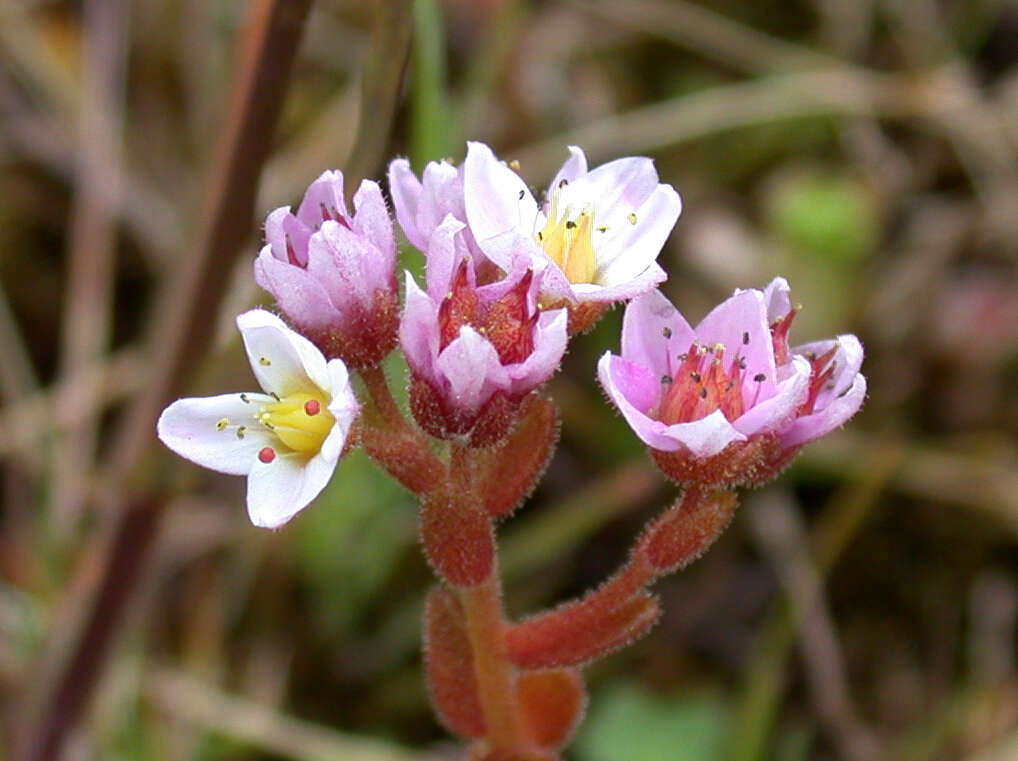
top-left (258, 447), bottom-right (276, 464)
top-left (518, 189), bottom-right (525, 200)
top-left (304, 399), bottom-right (321, 416)
top-left (559, 178), bottom-right (568, 188)
top-left (509, 159), bottom-right (521, 171)
top-left (691, 372), bottom-right (702, 382)
top-left (753, 373), bottom-right (766, 382)
top-left (627, 212), bottom-right (637, 225)
top-left (597, 225), bottom-right (609, 233)
top-left (699, 387), bottom-right (708, 399)
top-left (743, 331), bottom-right (750, 345)
top-left (661, 374), bottom-right (673, 384)
top-left (259, 357), bottom-right (271, 366)
top-left (537, 231), bottom-right (543, 241)
top-left (236, 426), bottom-right (247, 439)
top-left (216, 418), bottom-right (229, 431)
top-left (662, 327), bottom-right (672, 339)
top-left (240, 393), bottom-right (249, 403)
top-left (565, 220), bottom-right (577, 229)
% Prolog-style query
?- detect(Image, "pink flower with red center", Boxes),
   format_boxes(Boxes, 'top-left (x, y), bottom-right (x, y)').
top-left (598, 279), bottom-right (865, 485)
top-left (400, 215), bottom-right (567, 444)
top-left (254, 170), bottom-right (399, 368)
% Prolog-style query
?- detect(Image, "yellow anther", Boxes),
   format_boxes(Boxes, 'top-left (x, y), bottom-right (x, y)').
top-left (216, 417), bottom-right (229, 431)
top-left (627, 212), bottom-right (637, 225)
top-left (536, 192), bottom-right (597, 285)
top-left (259, 357), bottom-right (271, 366)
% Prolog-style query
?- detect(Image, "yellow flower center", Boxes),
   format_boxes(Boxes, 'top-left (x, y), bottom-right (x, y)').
top-left (258, 392), bottom-right (334, 454)
top-left (536, 193), bottom-right (597, 284)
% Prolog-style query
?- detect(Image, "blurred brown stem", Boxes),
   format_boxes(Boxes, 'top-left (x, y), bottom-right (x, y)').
top-left (17, 1), bottom-right (312, 758)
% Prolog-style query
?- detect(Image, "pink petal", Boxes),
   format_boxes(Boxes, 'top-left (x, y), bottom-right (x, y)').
top-left (296, 170), bottom-right (348, 228)
top-left (695, 288), bottom-right (776, 400)
top-left (559, 156), bottom-right (658, 222)
top-left (733, 355), bottom-right (811, 436)
top-left (760, 277), bottom-right (792, 323)
top-left (435, 326), bottom-right (508, 416)
top-left (506, 308), bottom-right (567, 395)
top-left (388, 157), bottom-right (426, 248)
top-left (660, 409), bottom-right (746, 458)
top-left (780, 373), bottom-right (867, 449)
top-left (620, 289), bottom-right (696, 378)
top-left (352, 179), bottom-right (396, 265)
top-left (254, 246), bottom-right (344, 330)
top-left (399, 273), bottom-right (441, 383)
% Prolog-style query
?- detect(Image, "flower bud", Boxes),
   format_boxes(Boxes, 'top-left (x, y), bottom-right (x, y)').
top-left (254, 171), bottom-right (398, 368)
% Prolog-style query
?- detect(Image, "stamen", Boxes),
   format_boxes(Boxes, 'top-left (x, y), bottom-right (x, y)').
top-left (236, 426), bottom-right (247, 439)
top-left (753, 373), bottom-right (766, 382)
top-left (304, 399), bottom-right (321, 416)
top-left (565, 220), bottom-right (577, 229)
top-left (518, 189), bottom-right (525, 200)
top-left (258, 447), bottom-right (276, 464)
top-left (743, 331), bottom-right (750, 345)
top-left (627, 212), bottom-right (637, 225)
top-left (509, 159), bottom-right (521, 171)
top-left (240, 393), bottom-right (250, 403)
top-left (558, 178), bottom-right (568, 188)
top-left (662, 327), bottom-right (672, 339)
top-left (216, 417), bottom-right (229, 431)
top-left (259, 357), bottom-right (271, 366)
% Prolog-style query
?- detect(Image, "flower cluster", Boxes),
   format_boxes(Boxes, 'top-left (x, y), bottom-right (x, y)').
top-left (157, 140), bottom-right (865, 528)
top-left (155, 141), bottom-right (867, 761)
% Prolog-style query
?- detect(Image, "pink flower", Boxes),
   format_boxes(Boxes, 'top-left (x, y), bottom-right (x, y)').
top-left (400, 215), bottom-right (568, 444)
top-left (157, 310), bottom-right (360, 528)
top-left (254, 170), bottom-right (399, 368)
top-left (597, 279), bottom-right (865, 485)
top-left (462, 142), bottom-right (682, 306)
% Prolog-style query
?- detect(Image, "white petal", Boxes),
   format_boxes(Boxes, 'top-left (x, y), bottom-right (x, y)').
top-left (246, 450), bottom-right (337, 529)
top-left (595, 185), bottom-right (681, 286)
top-left (321, 358), bottom-right (359, 462)
top-left (660, 409), bottom-right (746, 458)
top-left (547, 145), bottom-right (588, 198)
top-left (236, 309), bottom-right (330, 396)
top-left (464, 142), bottom-right (540, 251)
top-left (157, 393), bottom-right (272, 476)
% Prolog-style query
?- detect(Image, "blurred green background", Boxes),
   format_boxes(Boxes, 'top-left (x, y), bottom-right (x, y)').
top-left (2, 1), bottom-right (1018, 760)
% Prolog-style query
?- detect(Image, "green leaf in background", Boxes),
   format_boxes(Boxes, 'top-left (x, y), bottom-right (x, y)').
top-left (293, 446), bottom-right (417, 641)
top-left (573, 682), bottom-right (728, 761)
top-left (766, 172), bottom-right (879, 265)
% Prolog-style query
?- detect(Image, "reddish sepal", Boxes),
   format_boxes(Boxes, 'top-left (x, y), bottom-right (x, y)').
top-left (518, 668), bottom-right (586, 749)
top-left (424, 586), bottom-right (486, 739)
top-left (420, 489), bottom-right (495, 587)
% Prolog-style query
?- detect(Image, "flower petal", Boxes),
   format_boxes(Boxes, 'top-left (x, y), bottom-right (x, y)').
top-left (571, 262), bottom-right (667, 304)
top-left (558, 156), bottom-right (658, 222)
top-left (780, 373), bottom-right (867, 449)
top-left (246, 450), bottom-right (337, 529)
top-left (388, 157), bottom-right (424, 246)
top-left (296, 169), bottom-right (348, 228)
top-left (620, 288), bottom-right (696, 378)
top-left (695, 288), bottom-right (776, 399)
top-left (237, 309), bottom-right (330, 396)
top-left (547, 145), bottom-right (588, 198)
top-left (399, 272), bottom-right (441, 383)
top-left (157, 393), bottom-right (272, 476)
top-left (464, 141), bottom-right (539, 249)
top-left (254, 245), bottom-right (343, 330)
top-left (435, 326), bottom-right (508, 416)
top-left (760, 277), bottom-right (792, 323)
top-left (733, 355), bottom-right (811, 436)
top-left (595, 184), bottom-right (681, 286)
top-left (351, 179), bottom-right (396, 266)
top-left (506, 308), bottom-right (567, 394)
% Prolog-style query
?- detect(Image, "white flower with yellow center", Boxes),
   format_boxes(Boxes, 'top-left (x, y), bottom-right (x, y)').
top-left (157, 309), bottom-right (359, 528)
top-left (463, 142), bottom-right (682, 304)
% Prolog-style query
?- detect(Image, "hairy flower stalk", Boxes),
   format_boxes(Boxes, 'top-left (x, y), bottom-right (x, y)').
top-left (156, 146), bottom-right (866, 761)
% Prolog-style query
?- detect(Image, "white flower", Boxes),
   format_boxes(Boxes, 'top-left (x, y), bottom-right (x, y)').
top-left (157, 309), bottom-right (360, 528)
top-left (462, 142), bottom-right (682, 304)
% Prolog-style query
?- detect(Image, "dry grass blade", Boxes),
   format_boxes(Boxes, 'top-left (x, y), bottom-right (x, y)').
top-left (145, 666), bottom-right (444, 761)
top-left (16, 1), bottom-right (313, 758)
